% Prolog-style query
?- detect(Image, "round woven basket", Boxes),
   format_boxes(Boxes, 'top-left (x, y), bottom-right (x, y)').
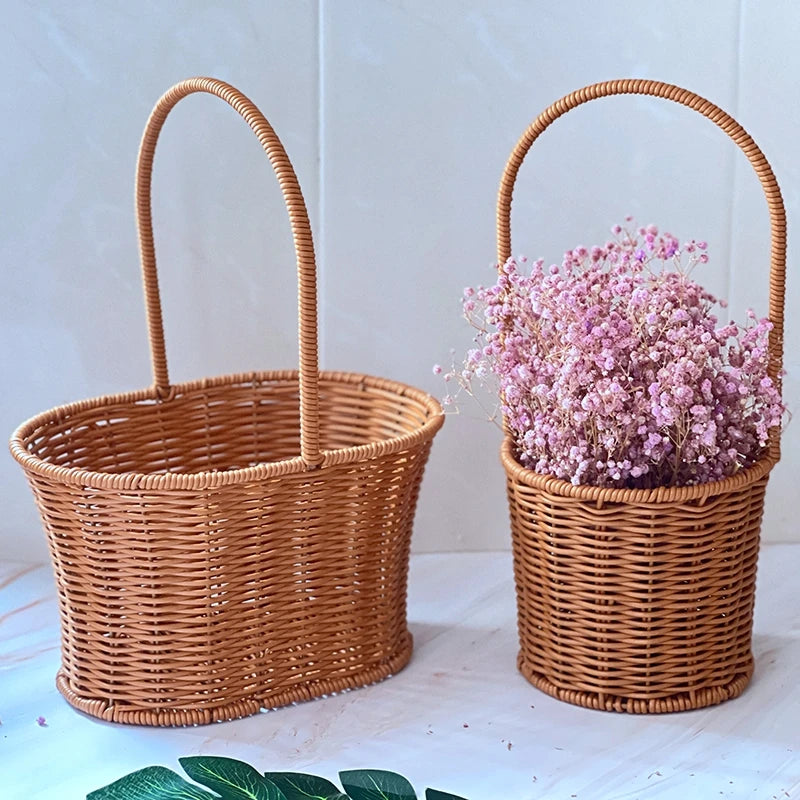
top-left (497, 79), bottom-right (786, 713)
top-left (9, 78), bottom-right (443, 726)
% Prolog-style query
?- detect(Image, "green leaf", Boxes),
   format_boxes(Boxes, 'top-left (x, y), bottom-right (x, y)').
top-left (180, 757), bottom-right (287, 800)
top-left (426, 791), bottom-right (469, 800)
top-left (339, 770), bottom-right (417, 800)
top-left (87, 766), bottom-right (219, 800)
top-left (263, 772), bottom-right (349, 800)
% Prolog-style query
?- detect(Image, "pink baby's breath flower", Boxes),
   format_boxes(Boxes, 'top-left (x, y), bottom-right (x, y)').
top-left (440, 219), bottom-right (785, 489)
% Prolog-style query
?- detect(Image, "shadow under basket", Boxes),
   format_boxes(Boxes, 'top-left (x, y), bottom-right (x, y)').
top-left (9, 78), bottom-right (444, 726)
top-left (12, 370), bottom-right (442, 726)
top-left (494, 79), bottom-right (786, 712)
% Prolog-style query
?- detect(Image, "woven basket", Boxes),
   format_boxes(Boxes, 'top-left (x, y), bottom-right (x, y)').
top-left (10, 78), bottom-right (443, 726)
top-left (497, 80), bottom-right (786, 713)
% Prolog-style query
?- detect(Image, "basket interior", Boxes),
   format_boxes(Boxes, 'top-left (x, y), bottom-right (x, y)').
top-left (22, 373), bottom-right (435, 476)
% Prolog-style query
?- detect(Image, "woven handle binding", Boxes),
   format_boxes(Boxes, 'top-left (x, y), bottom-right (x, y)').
top-left (497, 79), bottom-right (787, 405)
top-left (136, 77), bottom-right (322, 467)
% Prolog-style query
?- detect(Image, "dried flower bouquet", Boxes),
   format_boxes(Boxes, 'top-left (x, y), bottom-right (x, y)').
top-left (441, 221), bottom-right (783, 489)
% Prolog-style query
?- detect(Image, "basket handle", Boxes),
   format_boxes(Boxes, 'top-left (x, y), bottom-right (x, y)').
top-left (497, 79), bottom-right (787, 399)
top-left (136, 77), bottom-right (322, 467)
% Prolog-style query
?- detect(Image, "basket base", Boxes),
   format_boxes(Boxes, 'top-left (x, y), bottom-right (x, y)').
top-left (517, 652), bottom-right (753, 713)
top-left (55, 633), bottom-right (413, 727)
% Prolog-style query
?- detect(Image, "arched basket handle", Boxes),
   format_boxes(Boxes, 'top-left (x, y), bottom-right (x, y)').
top-left (496, 79), bottom-right (787, 416)
top-left (136, 77), bottom-right (322, 467)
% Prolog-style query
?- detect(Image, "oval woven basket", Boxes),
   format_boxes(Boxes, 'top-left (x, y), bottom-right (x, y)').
top-left (497, 79), bottom-right (786, 713)
top-left (9, 78), bottom-right (443, 726)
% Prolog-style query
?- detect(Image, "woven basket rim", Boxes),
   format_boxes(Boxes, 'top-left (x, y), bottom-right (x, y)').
top-left (9, 369), bottom-right (444, 491)
top-left (500, 435), bottom-right (777, 503)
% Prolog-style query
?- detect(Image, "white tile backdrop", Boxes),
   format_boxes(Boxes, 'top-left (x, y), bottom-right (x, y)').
top-left (2, 1), bottom-right (796, 562)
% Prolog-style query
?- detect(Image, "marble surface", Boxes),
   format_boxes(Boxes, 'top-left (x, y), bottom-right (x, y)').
top-left (2, 548), bottom-right (799, 799)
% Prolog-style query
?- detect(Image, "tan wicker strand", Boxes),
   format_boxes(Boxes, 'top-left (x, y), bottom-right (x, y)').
top-left (9, 79), bottom-right (443, 726)
top-left (136, 77), bottom-right (322, 467)
top-left (496, 79), bottom-right (785, 713)
top-left (497, 78), bottom-right (786, 428)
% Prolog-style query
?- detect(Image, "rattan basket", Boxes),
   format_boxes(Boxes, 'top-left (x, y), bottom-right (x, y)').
top-left (10, 78), bottom-right (444, 726)
top-left (497, 80), bottom-right (786, 713)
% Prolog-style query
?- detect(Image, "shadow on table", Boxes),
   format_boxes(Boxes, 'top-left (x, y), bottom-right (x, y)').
top-left (752, 630), bottom-right (799, 675)
top-left (407, 621), bottom-right (452, 648)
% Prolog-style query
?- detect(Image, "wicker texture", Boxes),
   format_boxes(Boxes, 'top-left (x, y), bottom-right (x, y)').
top-left (10, 78), bottom-right (443, 726)
top-left (497, 79), bottom-right (785, 713)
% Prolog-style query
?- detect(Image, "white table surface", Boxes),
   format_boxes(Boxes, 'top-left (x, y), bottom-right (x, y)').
top-left (2, 547), bottom-right (799, 800)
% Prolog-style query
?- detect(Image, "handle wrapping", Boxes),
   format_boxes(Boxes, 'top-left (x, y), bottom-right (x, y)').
top-left (135, 77), bottom-right (322, 467)
top-left (496, 79), bottom-right (787, 459)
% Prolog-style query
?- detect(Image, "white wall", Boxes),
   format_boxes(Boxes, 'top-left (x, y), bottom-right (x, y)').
top-left (3, 1), bottom-right (797, 563)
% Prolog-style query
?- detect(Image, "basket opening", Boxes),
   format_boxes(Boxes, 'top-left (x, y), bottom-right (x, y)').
top-left (21, 374), bottom-right (435, 477)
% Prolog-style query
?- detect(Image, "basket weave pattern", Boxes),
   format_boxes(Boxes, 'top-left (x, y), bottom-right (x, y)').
top-left (497, 80), bottom-right (785, 713)
top-left (11, 79), bottom-right (443, 726)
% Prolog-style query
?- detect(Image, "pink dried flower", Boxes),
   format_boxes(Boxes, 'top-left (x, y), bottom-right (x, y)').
top-left (441, 222), bottom-right (785, 489)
